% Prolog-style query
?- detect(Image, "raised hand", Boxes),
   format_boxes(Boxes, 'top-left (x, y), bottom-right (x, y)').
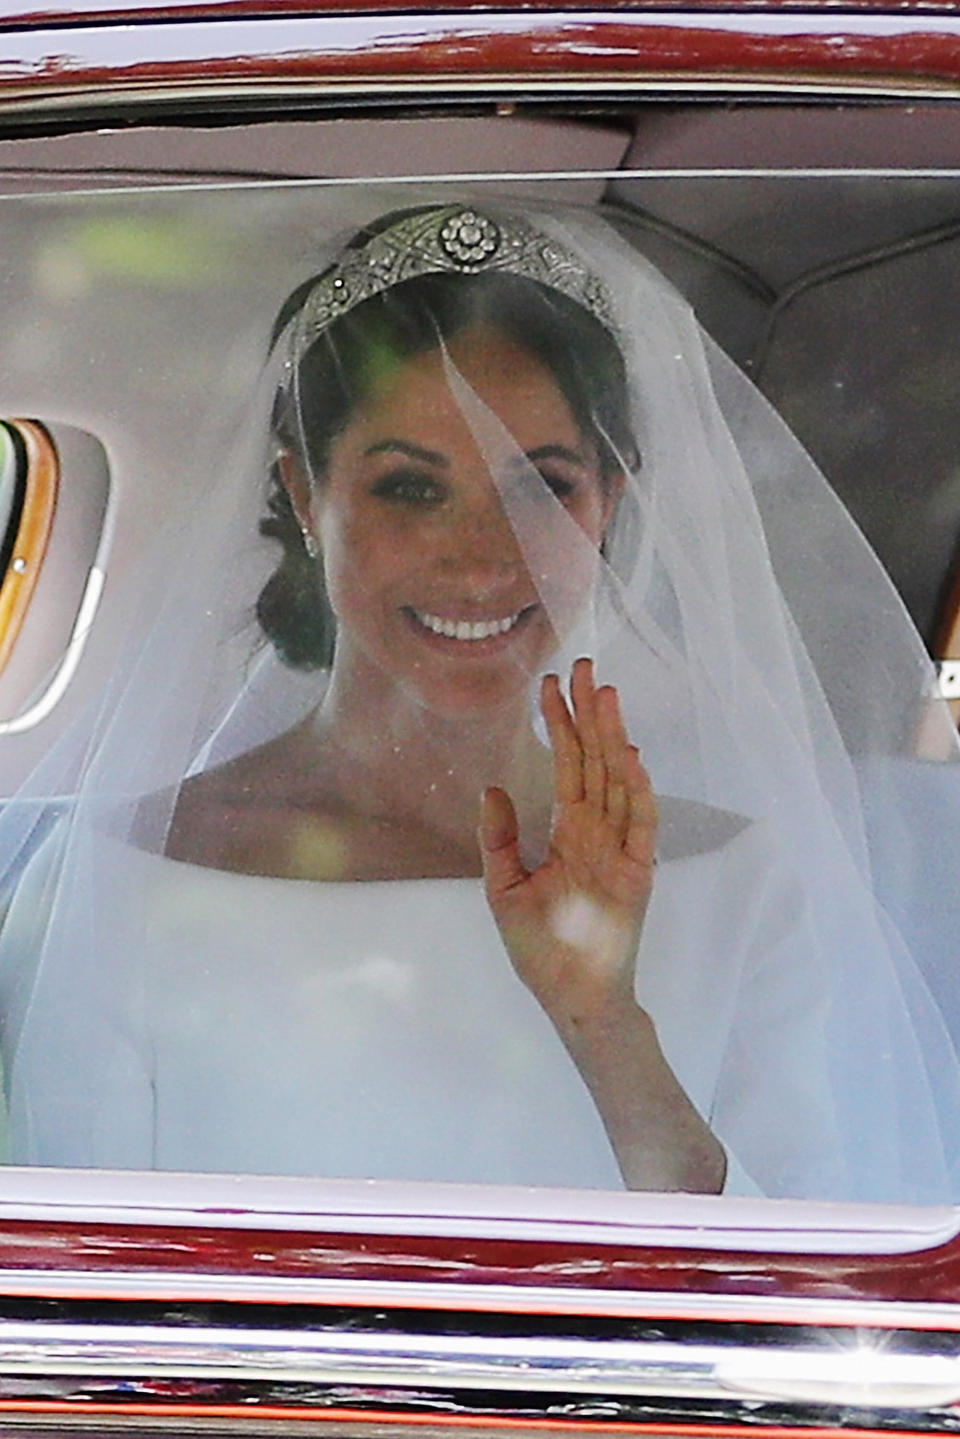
top-left (479, 656), bottom-right (657, 1031)
top-left (479, 657), bottom-right (724, 1193)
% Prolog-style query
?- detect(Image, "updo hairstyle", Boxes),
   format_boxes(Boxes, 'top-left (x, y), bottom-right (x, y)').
top-left (258, 212), bottom-right (638, 670)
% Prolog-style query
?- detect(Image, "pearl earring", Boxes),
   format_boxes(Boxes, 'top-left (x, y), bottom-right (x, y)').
top-left (301, 528), bottom-right (319, 561)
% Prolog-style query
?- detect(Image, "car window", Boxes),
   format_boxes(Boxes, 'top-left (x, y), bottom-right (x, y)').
top-left (1, 119), bottom-right (959, 1236)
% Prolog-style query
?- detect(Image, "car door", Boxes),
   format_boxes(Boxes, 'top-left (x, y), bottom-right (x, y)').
top-left (1, 5), bottom-right (960, 1434)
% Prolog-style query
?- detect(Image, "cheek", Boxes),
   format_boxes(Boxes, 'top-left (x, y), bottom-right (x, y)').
top-left (562, 546), bottom-right (603, 605)
top-left (535, 497), bottom-right (607, 630)
top-left (575, 487), bottom-right (610, 543)
top-left (315, 506), bottom-right (414, 621)
top-left (311, 502), bottom-right (358, 618)
top-left (548, 492), bottom-right (608, 563)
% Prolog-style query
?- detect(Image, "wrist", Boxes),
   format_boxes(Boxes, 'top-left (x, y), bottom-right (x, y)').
top-left (553, 984), bottom-right (652, 1057)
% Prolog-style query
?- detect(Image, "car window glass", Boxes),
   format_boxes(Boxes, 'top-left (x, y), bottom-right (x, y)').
top-left (0, 164), bottom-right (958, 1226)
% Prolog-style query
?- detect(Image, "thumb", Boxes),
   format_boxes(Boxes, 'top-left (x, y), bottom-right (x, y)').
top-left (479, 786), bottom-right (529, 899)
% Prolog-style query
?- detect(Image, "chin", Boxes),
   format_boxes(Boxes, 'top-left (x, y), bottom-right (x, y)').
top-left (404, 666), bottom-right (537, 724)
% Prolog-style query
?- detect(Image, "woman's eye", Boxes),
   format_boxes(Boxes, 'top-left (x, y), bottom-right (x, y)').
top-left (370, 471), bottom-right (446, 507)
top-left (537, 470), bottom-right (577, 501)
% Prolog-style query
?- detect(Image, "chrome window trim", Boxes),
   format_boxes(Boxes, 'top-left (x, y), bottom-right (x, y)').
top-left (0, 1317), bottom-right (955, 1412)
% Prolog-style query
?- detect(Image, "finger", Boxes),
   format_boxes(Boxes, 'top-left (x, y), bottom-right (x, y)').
top-left (570, 657), bottom-right (605, 807)
top-left (479, 786), bottom-right (530, 899)
top-left (596, 684), bottom-right (630, 841)
top-left (540, 673), bottom-right (583, 805)
top-left (624, 746), bottom-right (658, 866)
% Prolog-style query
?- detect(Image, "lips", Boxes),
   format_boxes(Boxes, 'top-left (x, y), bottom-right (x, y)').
top-left (409, 607), bottom-right (527, 642)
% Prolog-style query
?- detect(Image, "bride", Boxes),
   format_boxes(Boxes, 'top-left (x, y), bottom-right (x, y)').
top-left (1, 200), bottom-right (958, 1201)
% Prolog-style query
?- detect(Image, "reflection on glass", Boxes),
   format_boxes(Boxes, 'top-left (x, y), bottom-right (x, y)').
top-left (0, 188), bottom-right (957, 1207)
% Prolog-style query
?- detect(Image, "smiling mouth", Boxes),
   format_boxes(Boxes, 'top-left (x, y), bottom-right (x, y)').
top-left (408, 607), bottom-right (530, 641)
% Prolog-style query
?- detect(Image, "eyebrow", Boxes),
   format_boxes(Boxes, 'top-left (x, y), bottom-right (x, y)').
top-left (363, 440), bottom-right (449, 466)
top-left (522, 445), bottom-right (592, 468)
top-left (363, 440), bottom-right (593, 469)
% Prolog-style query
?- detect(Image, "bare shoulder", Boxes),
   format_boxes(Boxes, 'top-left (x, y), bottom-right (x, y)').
top-left (160, 730), bottom-right (466, 881)
top-left (164, 726), bottom-right (344, 876)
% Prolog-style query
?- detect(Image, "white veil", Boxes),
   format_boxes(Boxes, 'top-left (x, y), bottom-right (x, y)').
top-left (0, 191), bottom-right (958, 1203)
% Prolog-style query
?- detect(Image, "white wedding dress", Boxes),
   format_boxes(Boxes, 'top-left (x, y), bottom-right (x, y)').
top-left (0, 801), bottom-right (844, 1199)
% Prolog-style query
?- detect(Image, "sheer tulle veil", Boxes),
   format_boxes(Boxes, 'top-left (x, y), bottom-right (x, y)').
top-left (1, 193), bottom-right (959, 1203)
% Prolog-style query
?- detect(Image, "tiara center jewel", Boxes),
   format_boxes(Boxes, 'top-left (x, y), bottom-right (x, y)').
top-left (439, 210), bottom-right (501, 267)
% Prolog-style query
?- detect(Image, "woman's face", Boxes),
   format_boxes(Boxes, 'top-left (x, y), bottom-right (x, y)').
top-left (305, 326), bottom-right (618, 718)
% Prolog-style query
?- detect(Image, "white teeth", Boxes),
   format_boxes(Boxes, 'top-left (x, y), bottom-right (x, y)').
top-left (413, 609), bottom-right (523, 641)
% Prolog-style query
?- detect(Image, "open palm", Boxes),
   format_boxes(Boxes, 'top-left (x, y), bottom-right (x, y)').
top-left (480, 657), bottom-right (657, 1026)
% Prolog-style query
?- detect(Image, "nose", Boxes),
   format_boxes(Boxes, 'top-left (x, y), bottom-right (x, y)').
top-left (439, 483), bottom-right (526, 596)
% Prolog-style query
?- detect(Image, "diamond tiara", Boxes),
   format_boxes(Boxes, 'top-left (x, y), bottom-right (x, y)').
top-left (292, 206), bottom-right (617, 355)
